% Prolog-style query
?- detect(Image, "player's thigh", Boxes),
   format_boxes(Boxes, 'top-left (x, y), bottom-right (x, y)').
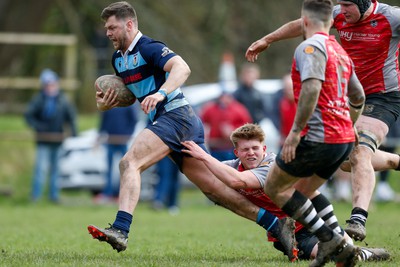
top-left (294, 175), bottom-right (326, 199)
top-left (123, 128), bottom-right (170, 171)
top-left (265, 163), bottom-right (298, 196)
top-left (181, 156), bottom-right (224, 191)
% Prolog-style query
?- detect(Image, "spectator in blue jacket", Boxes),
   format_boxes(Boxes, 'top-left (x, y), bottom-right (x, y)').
top-left (25, 68), bottom-right (77, 203)
top-left (95, 105), bottom-right (138, 204)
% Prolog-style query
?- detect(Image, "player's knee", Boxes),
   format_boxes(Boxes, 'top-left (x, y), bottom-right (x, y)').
top-left (339, 160), bottom-right (351, 172)
top-left (119, 156), bottom-right (139, 174)
top-left (358, 130), bottom-right (379, 153)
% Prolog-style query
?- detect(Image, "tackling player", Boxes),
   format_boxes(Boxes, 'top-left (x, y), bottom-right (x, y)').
top-left (245, 0), bottom-right (400, 242)
top-left (182, 123), bottom-right (390, 263)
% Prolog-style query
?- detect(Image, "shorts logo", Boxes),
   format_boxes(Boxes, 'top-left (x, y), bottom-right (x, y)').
top-left (364, 104), bottom-right (374, 113)
top-left (161, 47), bottom-right (174, 57)
top-left (304, 46), bottom-right (315, 54)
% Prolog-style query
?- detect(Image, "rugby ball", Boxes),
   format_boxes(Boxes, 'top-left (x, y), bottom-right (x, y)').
top-left (94, 75), bottom-right (136, 107)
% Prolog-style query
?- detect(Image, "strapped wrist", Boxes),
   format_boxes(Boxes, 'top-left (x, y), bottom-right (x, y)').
top-left (158, 88), bottom-right (168, 98)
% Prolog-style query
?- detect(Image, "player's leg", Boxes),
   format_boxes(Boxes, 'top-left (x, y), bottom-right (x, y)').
top-left (88, 129), bottom-right (170, 252)
top-left (341, 148), bottom-right (400, 172)
top-left (370, 149), bottom-right (400, 171)
top-left (266, 141), bottom-right (359, 266)
top-left (182, 155), bottom-right (259, 220)
top-left (346, 116), bottom-right (388, 241)
top-left (182, 156), bottom-right (298, 261)
top-left (118, 128), bottom-right (170, 213)
top-left (265, 164), bottom-right (348, 267)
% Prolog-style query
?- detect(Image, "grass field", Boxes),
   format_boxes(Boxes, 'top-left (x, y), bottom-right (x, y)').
top-left (1, 190), bottom-right (400, 267)
top-left (1, 115), bottom-right (399, 266)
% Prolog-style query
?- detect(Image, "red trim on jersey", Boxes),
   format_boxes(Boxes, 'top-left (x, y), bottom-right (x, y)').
top-left (236, 164), bottom-right (303, 242)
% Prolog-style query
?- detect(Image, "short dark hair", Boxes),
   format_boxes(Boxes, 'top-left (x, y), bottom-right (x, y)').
top-left (302, 0), bottom-right (333, 25)
top-left (101, 1), bottom-right (136, 21)
top-left (230, 123), bottom-right (265, 148)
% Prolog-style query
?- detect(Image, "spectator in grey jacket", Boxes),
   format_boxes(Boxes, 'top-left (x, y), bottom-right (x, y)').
top-left (25, 68), bottom-right (77, 203)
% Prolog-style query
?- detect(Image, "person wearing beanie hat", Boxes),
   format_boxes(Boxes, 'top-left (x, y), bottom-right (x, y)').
top-left (246, 0), bottom-right (400, 243)
top-left (24, 68), bottom-right (77, 203)
top-left (40, 68), bottom-right (59, 86)
top-left (337, 0), bottom-right (371, 20)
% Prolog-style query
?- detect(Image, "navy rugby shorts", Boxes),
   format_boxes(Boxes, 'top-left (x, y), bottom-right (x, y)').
top-left (147, 104), bottom-right (208, 171)
top-left (363, 91), bottom-right (400, 128)
top-left (275, 138), bottom-right (354, 179)
top-left (274, 228), bottom-right (318, 260)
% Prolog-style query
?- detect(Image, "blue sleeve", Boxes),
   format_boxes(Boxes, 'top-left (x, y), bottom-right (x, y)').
top-left (139, 41), bottom-right (177, 70)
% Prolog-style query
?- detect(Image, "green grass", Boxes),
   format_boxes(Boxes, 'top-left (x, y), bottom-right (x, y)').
top-left (1, 114), bottom-right (400, 266)
top-left (1, 190), bottom-right (400, 267)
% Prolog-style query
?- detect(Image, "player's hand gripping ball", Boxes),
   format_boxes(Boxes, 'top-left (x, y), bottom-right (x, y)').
top-left (94, 75), bottom-right (136, 107)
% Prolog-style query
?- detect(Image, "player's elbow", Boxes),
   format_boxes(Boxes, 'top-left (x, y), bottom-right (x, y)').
top-left (227, 179), bottom-right (247, 190)
top-left (182, 63), bottom-right (191, 78)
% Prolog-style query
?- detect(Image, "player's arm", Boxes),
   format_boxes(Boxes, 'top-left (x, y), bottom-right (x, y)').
top-left (160, 56), bottom-right (191, 95)
top-left (282, 78), bottom-right (321, 163)
top-left (293, 78), bottom-right (321, 132)
top-left (181, 141), bottom-right (261, 189)
top-left (141, 56), bottom-right (190, 114)
top-left (347, 72), bottom-right (365, 124)
top-left (245, 18), bottom-right (303, 62)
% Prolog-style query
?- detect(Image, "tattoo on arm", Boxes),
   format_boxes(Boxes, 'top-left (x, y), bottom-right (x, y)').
top-left (293, 79), bottom-right (321, 132)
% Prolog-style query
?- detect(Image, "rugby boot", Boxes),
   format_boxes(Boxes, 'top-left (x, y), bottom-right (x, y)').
top-left (270, 217), bottom-right (298, 262)
top-left (360, 247), bottom-right (390, 262)
top-left (334, 243), bottom-right (360, 267)
top-left (309, 231), bottom-right (353, 267)
top-left (344, 220), bottom-right (366, 241)
top-left (88, 224), bottom-right (128, 252)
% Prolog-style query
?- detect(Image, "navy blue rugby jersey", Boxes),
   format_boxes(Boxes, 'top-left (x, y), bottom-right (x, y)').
top-left (112, 32), bottom-right (188, 122)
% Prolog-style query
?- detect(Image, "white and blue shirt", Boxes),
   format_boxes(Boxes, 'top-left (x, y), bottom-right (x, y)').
top-left (112, 31), bottom-right (188, 122)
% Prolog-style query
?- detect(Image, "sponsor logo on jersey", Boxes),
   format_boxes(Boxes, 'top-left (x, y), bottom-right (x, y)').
top-left (161, 47), bottom-right (174, 57)
top-left (304, 46), bottom-right (315, 54)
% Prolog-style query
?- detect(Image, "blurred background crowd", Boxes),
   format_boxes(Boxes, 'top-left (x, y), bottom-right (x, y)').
top-left (0, 0), bottom-right (399, 210)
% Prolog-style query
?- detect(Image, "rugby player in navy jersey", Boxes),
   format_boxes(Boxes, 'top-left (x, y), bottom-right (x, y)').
top-left (87, 1), bottom-right (294, 253)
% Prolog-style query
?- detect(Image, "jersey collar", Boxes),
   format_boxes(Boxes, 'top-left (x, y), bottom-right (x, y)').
top-left (119, 31), bottom-right (143, 56)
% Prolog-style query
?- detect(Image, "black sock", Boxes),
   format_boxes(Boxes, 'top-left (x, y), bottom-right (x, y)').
top-left (281, 190), bottom-right (333, 242)
top-left (311, 193), bottom-right (341, 233)
top-left (349, 207), bottom-right (368, 226)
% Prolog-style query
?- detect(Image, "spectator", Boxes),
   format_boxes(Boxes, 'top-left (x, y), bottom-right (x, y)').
top-left (201, 91), bottom-right (252, 161)
top-left (233, 63), bottom-right (266, 124)
top-left (152, 156), bottom-right (181, 215)
top-left (24, 68), bottom-right (77, 203)
top-left (95, 105), bottom-right (138, 204)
